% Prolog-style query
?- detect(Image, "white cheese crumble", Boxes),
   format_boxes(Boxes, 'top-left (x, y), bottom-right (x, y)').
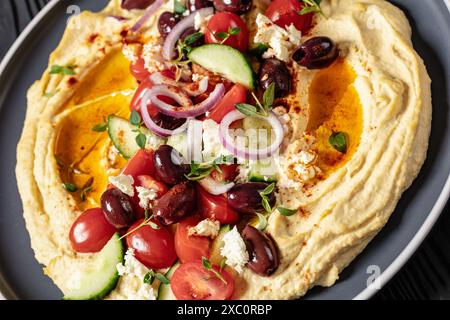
top-left (116, 248), bottom-right (156, 300)
top-left (188, 219), bottom-right (221, 238)
top-left (136, 186), bottom-right (158, 209)
top-left (254, 14), bottom-right (302, 62)
top-left (109, 174), bottom-right (135, 197)
top-left (202, 119), bottom-right (230, 162)
top-left (142, 42), bottom-right (165, 74)
top-left (122, 43), bottom-right (141, 64)
top-left (220, 226), bottom-right (249, 274)
top-left (194, 12), bottom-right (212, 33)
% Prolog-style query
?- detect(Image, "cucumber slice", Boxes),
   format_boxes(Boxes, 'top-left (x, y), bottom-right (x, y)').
top-left (107, 115), bottom-right (165, 159)
top-left (188, 44), bottom-right (255, 89)
top-left (63, 233), bottom-right (124, 300)
top-left (210, 225), bottom-right (231, 265)
top-left (248, 160), bottom-right (278, 183)
top-left (157, 261), bottom-right (181, 300)
top-left (167, 132), bottom-right (187, 159)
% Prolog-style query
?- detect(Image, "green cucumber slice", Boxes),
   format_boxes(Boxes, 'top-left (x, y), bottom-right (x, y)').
top-left (188, 44), bottom-right (256, 89)
top-left (63, 233), bottom-right (124, 300)
top-left (167, 132), bottom-right (188, 159)
top-left (157, 261), bottom-right (181, 300)
top-left (107, 115), bottom-right (165, 159)
top-left (248, 160), bottom-right (278, 183)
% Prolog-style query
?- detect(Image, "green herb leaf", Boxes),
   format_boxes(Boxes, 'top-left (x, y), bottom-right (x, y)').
top-left (216, 32), bottom-right (229, 40)
top-left (228, 27), bottom-right (241, 35)
top-left (261, 196), bottom-right (272, 214)
top-left (92, 122), bottom-right (108, 132)
top-left (148, 221), bottom-right (160, 230)
top-left (143, 271), bottom-right (155, 285)
top-left (130, 111), bottom-right (142, 126)
top-left (329, 132), bottom-right (348, 153)
top-left (214, 155), bottom-right (235, 165)
top-left (136, 133), bottom-right (147, 150)
top-left (261, 183), bottom-right (275, 196)
top-left (219, 258), bottom-right (227, 270)
top-left (62, 183), bottom-right (77, 193)
top-left (202, 256), bottom-right (212, 270)
top-left (184, 32), bottom-right (203, 46)
top-left (235, 103), bottom-right (259, 117)
top-left (278, 207), bottom-right (298, 216)
top-left (155, 273), bottom-right (170, 285)
top-left (300, 0), bottom-right (324, 16)
top-left (49, 64), bottom-right (76, 75)
top-left (249, 43), bottom-right (269, 57)
top-left (263, 82), bottom-right (275, 111)
top-left (174, 0), bottom-right (186, 14)
top-left (255, 212), bottom-right (268, 231)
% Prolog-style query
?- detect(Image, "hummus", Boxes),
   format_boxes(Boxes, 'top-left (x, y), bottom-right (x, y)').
top-left (16, 0), bottom-right (431, 300)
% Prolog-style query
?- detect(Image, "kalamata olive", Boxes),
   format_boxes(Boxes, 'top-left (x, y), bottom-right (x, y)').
top-left (227, 182), bottom-right (276, 214)
top-left (187, 0), bottom-right (214, 11)
top-left (101, 188), bottom-right (136, 229)
top-left (158, 12), bottom-right (181, 39)
top-left (121, 0), bottom-right (155, 10)
top-left (153, 145), bottom-right (190, 186)
top-left (180, 27), bottom-right (205, 48)
top-left (259, 58), bottom-right (292, 98)
top-left (242, 225), bottom-right (279, 276)
top-left (154, 182), bottom-right (196, 225)
top-left (292, 36), bottom-right (339, 70)
top-left (151, 113), bottom-right (187, 131)
top-left (213, 0), bottom-right (252, 14)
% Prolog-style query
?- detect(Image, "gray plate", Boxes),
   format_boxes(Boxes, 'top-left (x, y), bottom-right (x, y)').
top-left (0, 0), bottom-right (449, 300)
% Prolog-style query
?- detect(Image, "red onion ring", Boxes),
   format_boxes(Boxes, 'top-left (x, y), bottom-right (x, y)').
top-left (219, 110), bottom-right (285, 161)
top-left (199, 176), bottom-right (235, 195)
top-left (148, 83), bottom-right (225, 118)
top-left (131, 0), bottom-right (165, 32)
top-left (162, 7), bottom-right (214, 61)
top-left (140, 94), bottom-right (189, 137)
top-left (150, 72), bottom-right (209, 96)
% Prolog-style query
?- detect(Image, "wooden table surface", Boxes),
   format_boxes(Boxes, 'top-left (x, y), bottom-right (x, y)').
top-left (1, 0), bottom-right (450, 300)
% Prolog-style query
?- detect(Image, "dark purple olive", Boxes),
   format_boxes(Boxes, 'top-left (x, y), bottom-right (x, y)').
top-left (227, 182), bottom-right (276, 215)
top-left (151, 113), bottom-right (186, 131)
top-left (101, 188), bottom-right (136, 229)
top-left (213, 0), bottom-right (252, 14)
top-left (154, 182), bottom-right (196, 225)
top-left (121, 0), bottom-right (155, 10)
top-left (242, 225), bottom-right (279, 276)
top-left (259, 58), bottom-right (292, 98)
top-left (187, 0), bottom-right (214, 11)
top-left (153, 145), bottom-right (190, 186)
top-left (292, 36), bottom-right (339, 70)
top-left (158, 12), bottom-right (181, 39)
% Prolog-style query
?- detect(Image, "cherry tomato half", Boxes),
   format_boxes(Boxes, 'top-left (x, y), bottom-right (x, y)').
top-left (210, 164), bottom-right (238, 183)
top-left (175, 216), bottom-right (211, 263)
top-left (126, 219), bottom-right (177, 269)
top-left (130, 56), bottom-right (150, 82)
top-left (265, 0), bottom-right (313, 33)
top-left (136, 175), bottom-right (169, 198)
top-left (122, 149), bottom-right (156, 178)
top-left (171, 261), bottom-right (235, 300)
top-left (207, 84), bottom-right (247, 123)
top-left (205, 12), bottom-right (249, 52)
top-left (69, 208), bottom-right (117, 253)
top-left (197, 185), bottom-right (239, 225)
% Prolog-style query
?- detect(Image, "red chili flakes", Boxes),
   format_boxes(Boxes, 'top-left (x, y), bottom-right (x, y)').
top-left (67, 77), bottom-right (78, 86)
top-left (87, 33), bottom-right (99, 43)
top-left (120, 29), bottom-right (129, 38)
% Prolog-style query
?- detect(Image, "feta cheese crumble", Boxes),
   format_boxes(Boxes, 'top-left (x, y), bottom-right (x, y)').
top-left (188, 219), bottom-right (221, 238)
top-left (194, 12), bottom-right (212, 33)
top-left (202, 119), bottom-right (230, 162)
top-left (116, 248), bottom-right (156, 300)
top-left (136, 186), bottom-right (158, 209)
top-left (254, 14), bottom-right (302, 62)
top-left (220, 226), bottom-right (249, 274)
top-left (109, 174), bottom-right (135, 197)
top-left (142, 42), bottom-right (165, 74)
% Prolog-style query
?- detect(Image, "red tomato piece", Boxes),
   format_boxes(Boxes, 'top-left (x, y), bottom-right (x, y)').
top-left (265, 0), bottom-right (313, 33)
top-left (175, 216), bottom-right (211, 263)
top-left (126, 219), bottom-right (177, 269)
top-left (130, 56), bottom-right (150, 82)
top-left (205, 12), bottom-right (250, 52)
top-left (210, 164), bottom-right (238, 183)
top-left (136, 175), bottom-right (169, 199)
top-left (170, 261), bottom-right (235, 300)
top-left (69, 208), bottom-right (117, 253)
top-left (197, 185), bottom-right (239, 225)
top-left (122, 149), bottom-right (156, 178)
top-left (130, 78), bottom-right (155, 114)
top-left (207, 84), bottom-right (247, 123)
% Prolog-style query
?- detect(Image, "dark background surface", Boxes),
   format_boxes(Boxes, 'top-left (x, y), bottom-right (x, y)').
top-left (0, 0), bottom-right (449, 300)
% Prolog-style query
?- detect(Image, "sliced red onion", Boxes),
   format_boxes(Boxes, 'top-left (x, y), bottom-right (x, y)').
top-left (150, 72), bottom-right (209, 96)
top-left (162, 7), bottom-right (214, 61)
top-left (131, 0), bottom-right (165, 32)
top-left (219, 110), bottom-right (285, 161)
top-left (199, 176), bottom-right (235, 195)
top-left (140, 89), bottom-right (189, 137)
top-left (150, 83), bottom-right (225, 118)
